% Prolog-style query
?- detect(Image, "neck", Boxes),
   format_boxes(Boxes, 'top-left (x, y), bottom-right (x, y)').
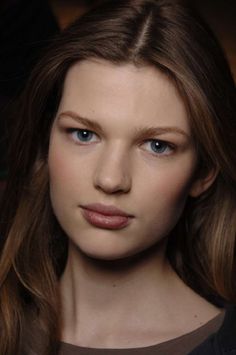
top-left (60, 241), bottom-right (175, 341)
top-left (59, 240), bottom-right (220, 348)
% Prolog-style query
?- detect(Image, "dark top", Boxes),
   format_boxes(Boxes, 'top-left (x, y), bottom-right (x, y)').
top-left (59, 310), bottom-right (225, 355)
top-left (189, 305), bottom-right (236, 355)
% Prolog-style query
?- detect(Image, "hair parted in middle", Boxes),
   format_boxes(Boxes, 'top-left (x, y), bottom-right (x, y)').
top-left (0, 0), bottom-right (236, 354)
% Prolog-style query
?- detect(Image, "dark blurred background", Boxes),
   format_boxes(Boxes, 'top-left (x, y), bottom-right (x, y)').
top-left (0, 0), bottom-right (235, 198)
top-left (192, 0), bottom-right (236, 78)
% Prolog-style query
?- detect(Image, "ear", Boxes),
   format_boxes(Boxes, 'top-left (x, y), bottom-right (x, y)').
top-left (189, 167), bottom-right (218, 198)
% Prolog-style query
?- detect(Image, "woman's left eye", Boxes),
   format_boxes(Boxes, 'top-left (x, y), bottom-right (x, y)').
top-left (69, 129), bottom-right (99, 144)
top-left (142, 139), bottom-right (174, 156)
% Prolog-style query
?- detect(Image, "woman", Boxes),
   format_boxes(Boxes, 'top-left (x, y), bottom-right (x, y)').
top-left (0, 1), bottom-right (236, 354)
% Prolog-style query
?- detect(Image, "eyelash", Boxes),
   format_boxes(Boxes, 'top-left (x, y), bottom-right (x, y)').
top-left (66, 128), bottom-right (175, 156)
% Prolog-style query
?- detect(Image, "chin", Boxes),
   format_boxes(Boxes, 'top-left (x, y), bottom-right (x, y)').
top-left (77, 241), bottom-right (153, 263)
top-left (79, 247), bottom-right (133, 261)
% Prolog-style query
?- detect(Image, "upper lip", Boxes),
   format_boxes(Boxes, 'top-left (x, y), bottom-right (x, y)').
top-left (81, 203), bottom-right (133, 217)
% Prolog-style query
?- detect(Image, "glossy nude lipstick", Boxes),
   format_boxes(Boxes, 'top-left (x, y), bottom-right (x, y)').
top-left (80, 203), bottom-right (133, 230)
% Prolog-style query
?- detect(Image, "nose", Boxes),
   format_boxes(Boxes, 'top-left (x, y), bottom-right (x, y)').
top-left (93, 146), bottom-right (132, 194)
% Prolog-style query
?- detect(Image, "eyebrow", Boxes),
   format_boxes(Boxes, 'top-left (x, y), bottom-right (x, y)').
top-left (58, 110), bottom-right (190, 140)
top-left (58, 111), bottom-right (103, 134)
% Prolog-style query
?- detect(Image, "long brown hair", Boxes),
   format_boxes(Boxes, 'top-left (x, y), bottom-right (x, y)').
top-left (1, 0), bottom-right (236, 354)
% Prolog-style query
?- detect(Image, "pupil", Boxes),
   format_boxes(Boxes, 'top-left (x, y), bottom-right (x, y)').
top-left (79, 130), bottom-right (91, 140)
top-left (151, 141), bottom-right (166, 153)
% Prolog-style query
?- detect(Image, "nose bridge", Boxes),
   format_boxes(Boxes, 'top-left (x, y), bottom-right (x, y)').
top-left (94, 142), bottom-right (131, 193)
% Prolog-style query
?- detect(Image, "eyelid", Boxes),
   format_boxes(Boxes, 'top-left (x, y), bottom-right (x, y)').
top-left (66, 127), bottom-right (95, 133)
top-left (58, 112), bottom-right (103, 136)
top-left (141, 137), bottom-right (175, 148)
top-left (145, 137), bottom-right (174, 144)
top-left (62, 121), bottom-right (97, 135)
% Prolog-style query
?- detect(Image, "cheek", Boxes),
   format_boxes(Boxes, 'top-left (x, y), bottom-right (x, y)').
top-left (48, 143), bottom-right (81, 214)
top-left (157, 170), bottom-right (192, 203)
top-left (48, 143), bottom-right (89, 197)
top-left (48, 149), bottom-right (71, 194)
top-left (136, 157), bottom-right (196, 224)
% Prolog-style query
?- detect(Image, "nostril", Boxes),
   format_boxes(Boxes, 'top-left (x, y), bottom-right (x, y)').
top-left (93, 169), bottom-right (131, 194)
top-left (93, 151), bottom-right (132, 193)
top-left (94, 177), bottom-right (131, 194)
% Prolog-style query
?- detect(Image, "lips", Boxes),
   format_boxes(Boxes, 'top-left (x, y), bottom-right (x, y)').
top-left (80, 203), bottom-right (134, 230)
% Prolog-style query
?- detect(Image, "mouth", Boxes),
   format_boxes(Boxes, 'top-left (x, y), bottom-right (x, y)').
top-left (80, 203), bottom-right (134, 230)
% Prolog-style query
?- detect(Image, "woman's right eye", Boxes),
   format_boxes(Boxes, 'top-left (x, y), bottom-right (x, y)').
top-left (68, 128), bottom-right (99, 144)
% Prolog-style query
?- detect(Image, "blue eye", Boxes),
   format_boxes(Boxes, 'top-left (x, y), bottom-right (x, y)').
top-left (143, 139), bottom-right (173, 155)
top-left (150, 140), bottom-right (168, 153)
top-left (71, 129), bottom-right (98, 143)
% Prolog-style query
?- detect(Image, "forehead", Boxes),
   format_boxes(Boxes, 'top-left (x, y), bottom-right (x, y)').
top-left (58, 59), bottom-right (190, 134)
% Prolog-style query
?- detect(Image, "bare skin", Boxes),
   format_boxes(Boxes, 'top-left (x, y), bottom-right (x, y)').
top-left (48, 60), bottom-right (220, 348)
top-left (59, 243), bottom-right (220, 348)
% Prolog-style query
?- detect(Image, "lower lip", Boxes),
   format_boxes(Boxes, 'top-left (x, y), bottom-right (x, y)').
top-left (81, 208), bottom-right (132, 230)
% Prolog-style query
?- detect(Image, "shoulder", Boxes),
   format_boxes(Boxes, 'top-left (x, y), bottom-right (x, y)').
top-left (189, 305), bottom-right (236, 355)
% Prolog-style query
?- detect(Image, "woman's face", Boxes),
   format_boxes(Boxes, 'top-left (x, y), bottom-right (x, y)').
top-left (48, 59), bottom-right (199, 261)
